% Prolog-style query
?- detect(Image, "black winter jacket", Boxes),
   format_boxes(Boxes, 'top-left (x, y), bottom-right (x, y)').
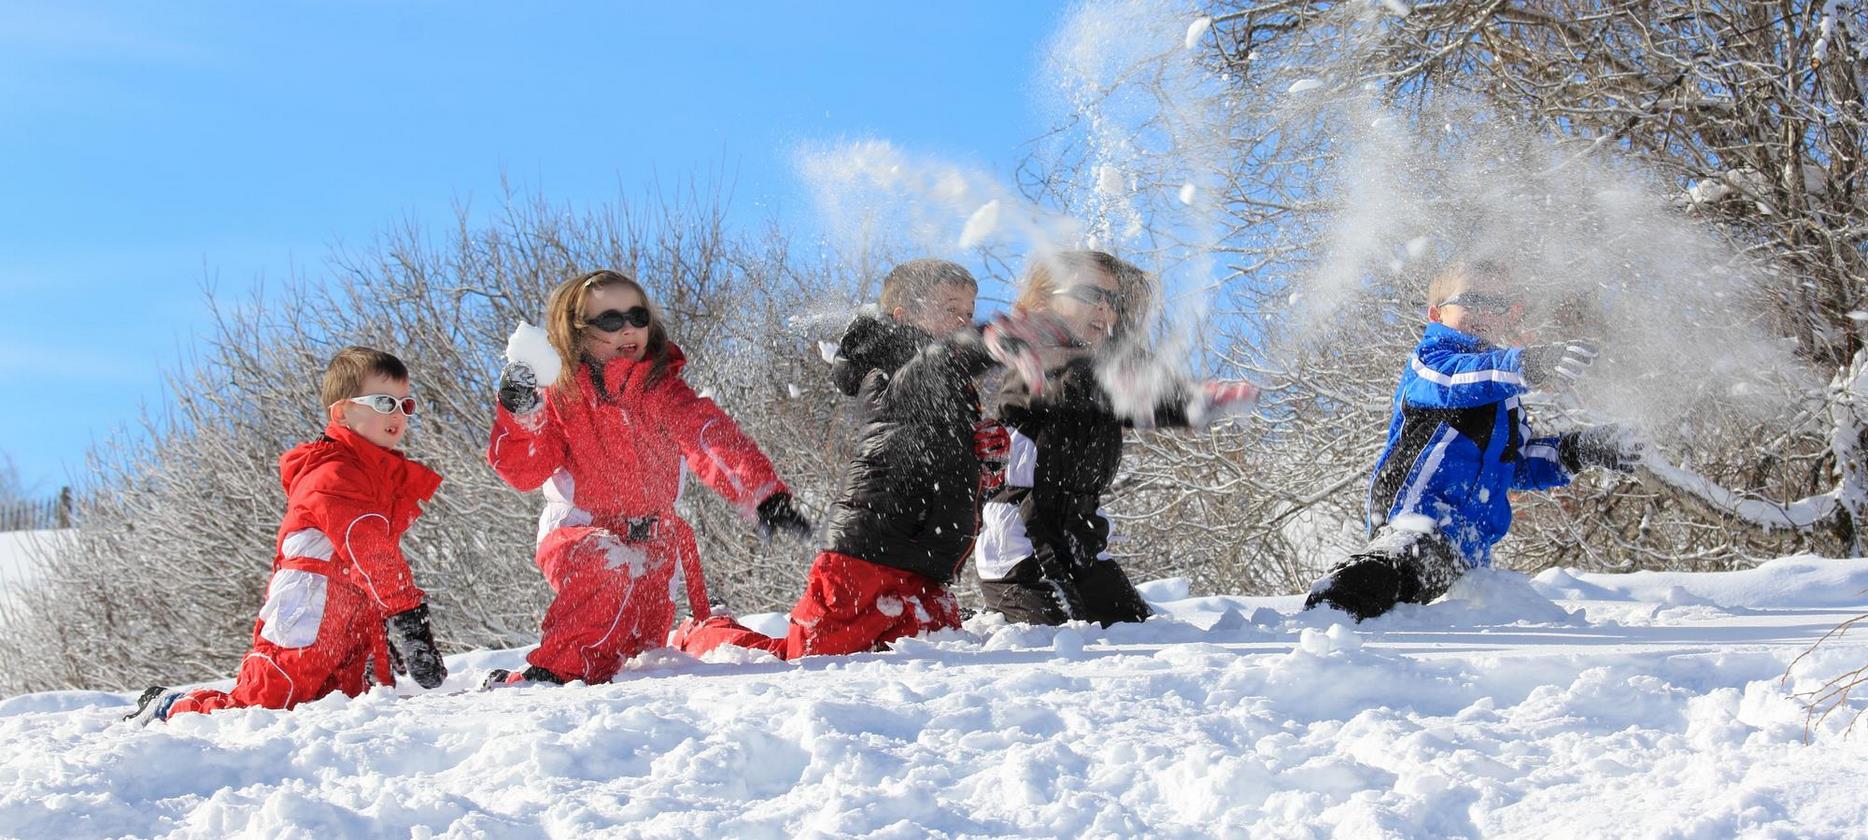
top-left (822, 315), bottom-right (994, 583)
top-left (974, 341), bottom-right (1197, 583)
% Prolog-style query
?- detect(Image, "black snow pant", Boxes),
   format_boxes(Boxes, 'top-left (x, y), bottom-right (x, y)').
top-left (979, 555), bottom-right (1152, 627)
top-left (1303, 527), bottom-right (1465, 622)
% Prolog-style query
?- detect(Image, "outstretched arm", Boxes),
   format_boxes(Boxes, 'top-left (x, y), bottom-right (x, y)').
top-left (1403, 345), bottom-right (1528, 409)
top-left (1512, 434), bottom-right (1572, 492)
top-left (656, 379), bottom-right (787, 519)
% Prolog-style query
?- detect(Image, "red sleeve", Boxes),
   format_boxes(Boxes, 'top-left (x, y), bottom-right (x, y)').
top-left (296, 465), bottom-right (425, 616)
top-left (487, 403), bottom-right (567, 492)
top-left (654, 378), bottom-right (785, 518)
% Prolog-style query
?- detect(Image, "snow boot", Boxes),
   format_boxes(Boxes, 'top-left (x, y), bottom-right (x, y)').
top-left (481, 665), bottom-right (568, 691)
top-left (125, 686), bottom-right (184, 725)
top-left (1306, 527), bottom-right (1468, 621)
top-left (1305, 555), bottom-right (1408, 621)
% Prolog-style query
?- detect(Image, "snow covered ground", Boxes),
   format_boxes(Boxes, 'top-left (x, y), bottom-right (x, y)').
top-left (2, 558), bottom-right (1866, 839)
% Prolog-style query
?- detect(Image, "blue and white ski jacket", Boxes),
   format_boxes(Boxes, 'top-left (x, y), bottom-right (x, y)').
top-left (1366, 323), bottom-right (1572, 567)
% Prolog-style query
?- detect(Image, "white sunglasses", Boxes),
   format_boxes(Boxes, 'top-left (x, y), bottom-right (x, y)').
top-left (347, 393), bottom-right (418, 416)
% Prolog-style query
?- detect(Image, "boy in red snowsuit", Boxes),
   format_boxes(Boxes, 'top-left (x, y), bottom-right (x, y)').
top-left (129, 347), bottom-right (448, 723)
top-left (677, 259), bottom-right (1017, 658)
top-left (485, 269), bottom-right (808, 687)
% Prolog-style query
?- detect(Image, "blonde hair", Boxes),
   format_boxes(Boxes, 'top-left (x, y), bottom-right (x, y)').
top-left (320, 346), bottom-right (408, 407)
top-left (542, 269), bottom-right (672, 396)
top-left (878, 258), bottom-right (977, 317)
top-left (1011, 250), bottom-right (1153, 338)
top-left (1428, 259), bottom-right (1512, 307)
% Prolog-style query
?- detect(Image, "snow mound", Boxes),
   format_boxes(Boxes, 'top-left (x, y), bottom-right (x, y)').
top-left (1533, 555), bottom-right (1868, 608)
top-left (3, 561), bottom-right (1867, 836)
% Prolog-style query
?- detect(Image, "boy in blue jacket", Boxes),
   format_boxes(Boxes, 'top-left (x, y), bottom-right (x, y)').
top-left (1305, 260), bottom-right (1644, 620)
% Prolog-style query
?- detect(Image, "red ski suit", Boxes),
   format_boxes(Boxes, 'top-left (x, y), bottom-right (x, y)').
top-left (171, 424), bottom-right (441, 716)
top-left (489, 343), bottom-right (784, 683)
top-left (675, 550), bottom-right (962, 660)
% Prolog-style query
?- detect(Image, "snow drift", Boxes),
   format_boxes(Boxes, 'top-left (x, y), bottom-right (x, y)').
top-left (2, 561), bottom-right (1866, 838)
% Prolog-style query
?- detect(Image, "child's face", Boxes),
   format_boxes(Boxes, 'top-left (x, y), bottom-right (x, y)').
top-left (333, 372), bottom-right (412, 450)
top-left (580, 284), bottom-right (651, 364)
top-left (894, 282), bottom-right (976, 335)
top-left (1430, 276), bottom-right (1524, 345)
top-left (1050, 269), bottom-right (1120, 348)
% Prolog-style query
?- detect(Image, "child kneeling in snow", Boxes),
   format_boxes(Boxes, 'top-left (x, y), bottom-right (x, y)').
top-left (974, 250), bottom-right (1260, 626)
top-left (1304, 259), bottom-right (1644, 621)
top-left (678, 258), bottom-right (1034, 658)
top-left (485, 269), bottom-right (809, 687)
top-left (129, 347), bottom-right (448, 723)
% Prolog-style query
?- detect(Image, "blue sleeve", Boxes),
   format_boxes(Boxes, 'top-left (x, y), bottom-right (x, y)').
top-left (1513, 435), bottom-right (1571, 491)
top-left (1401, 345), bottom-right (1528, 409)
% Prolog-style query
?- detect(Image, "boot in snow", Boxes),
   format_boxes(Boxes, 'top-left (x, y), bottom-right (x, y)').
top-left (125, 686), bottom-right (184, 724)
top-left (1304, 555), bottom-right (1410, 621)
top-left (1305, 528), bottom-right (1462, 621)
top-left (481, 665), bottom-right (568, 691)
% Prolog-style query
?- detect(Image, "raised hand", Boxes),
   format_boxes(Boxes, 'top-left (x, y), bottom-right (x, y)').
top-left (1520, 339), bottom-right (1599, 386)
top-left (497, 362), bottom-right (543, 415)
top-left (983, 312), bottom-right (1071, 396)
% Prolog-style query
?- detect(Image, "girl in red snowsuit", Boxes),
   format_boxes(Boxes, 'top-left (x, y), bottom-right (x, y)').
top-left (487, 269), bottom-right (809, 686)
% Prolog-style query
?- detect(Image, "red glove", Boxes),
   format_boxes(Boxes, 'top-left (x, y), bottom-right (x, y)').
top-left (983, 312), bottom-right (1071, 397)
top-left (1202, 380), bottom-right (1260, 420)
top-left (973, 419), bottom-right (1011, 462)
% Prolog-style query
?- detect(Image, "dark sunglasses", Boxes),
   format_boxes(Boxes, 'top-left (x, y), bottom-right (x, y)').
top-left (347, 393), bottom-right (418, 416)
top-left (1438, 292), bottom-right (1520, 314)
top-left (581, 306), bottom-right (652, 332)
top-left (1053, 284), bottom-right (1123, 309)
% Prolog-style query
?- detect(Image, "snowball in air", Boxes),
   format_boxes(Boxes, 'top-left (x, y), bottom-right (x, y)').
top-left (959, 200), bottom-right (1001, 249)
top-left (1097, 165), bottom-right (1124, 195)
top-left (1177, 182), bottom-right (1197, 205)
top-left (505, 321), bottom-right (560, 387)
top-left (1287, 78), bottom-right (1324, 94)
top-left (1184, 16), bottom-right (1212, 50)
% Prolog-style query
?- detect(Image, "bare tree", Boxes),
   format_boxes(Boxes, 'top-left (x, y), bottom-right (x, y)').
top-left (1010, 1), bottom-right (1868, 595)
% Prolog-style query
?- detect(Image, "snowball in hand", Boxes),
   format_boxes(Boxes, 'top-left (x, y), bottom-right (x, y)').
top-left (505, 321), bottom-right (560, 387)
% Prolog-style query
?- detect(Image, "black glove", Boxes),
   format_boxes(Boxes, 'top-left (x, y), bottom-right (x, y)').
top-left (755, 492), bottom-right (812, 541)
top-left (1558, 424), bottom-right (1643, 474)
top-left (385, 603), bottom-right (448, 689)
top-left (497, 362), bottom-right (543, 415)
top-left (1520, 339), bottom-right (1599, 386)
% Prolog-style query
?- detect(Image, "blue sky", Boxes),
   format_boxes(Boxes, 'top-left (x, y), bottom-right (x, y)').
top-left (0, 2), bottom-right (1068, 492)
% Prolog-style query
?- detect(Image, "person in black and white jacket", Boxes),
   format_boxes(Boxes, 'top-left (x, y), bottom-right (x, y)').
top-left (975, 250), bottom-right (1260, 626)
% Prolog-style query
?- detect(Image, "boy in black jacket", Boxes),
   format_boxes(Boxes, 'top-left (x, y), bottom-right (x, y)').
top-left (678, 259), bottom-right (1021, 657)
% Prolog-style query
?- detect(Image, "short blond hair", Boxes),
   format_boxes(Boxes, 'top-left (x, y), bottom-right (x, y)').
top-left (879, 258), bottom-right (977, 315)
top-left (1428, 259), bottom-right (1512, 307)
top-left (320, 346), bottom-right (409, 407)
